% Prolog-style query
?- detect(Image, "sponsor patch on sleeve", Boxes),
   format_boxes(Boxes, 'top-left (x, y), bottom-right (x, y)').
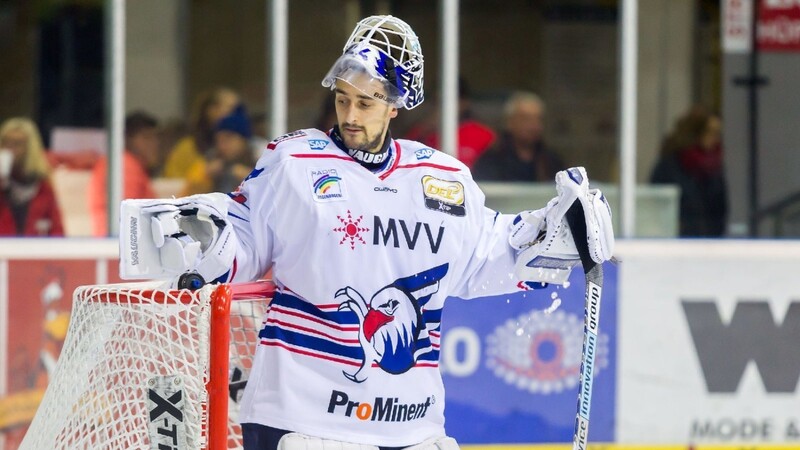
top-left (308, 139), bottom-right (329, 150)
top-left (415, 148), bottom-right (434, 160)
top-left (421, 175), bottom-right (466, 216)
top-left (309, 168), bottom-right (347, 202)
top-left (267, 130), bottom-right (308, 150)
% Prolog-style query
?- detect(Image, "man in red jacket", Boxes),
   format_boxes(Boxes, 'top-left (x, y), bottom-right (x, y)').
top-left (88, 111), bottom-right (159, 236)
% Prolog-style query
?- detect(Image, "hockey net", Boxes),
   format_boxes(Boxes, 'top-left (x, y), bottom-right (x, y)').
top-left (19, 280), bottom-right (274, 450)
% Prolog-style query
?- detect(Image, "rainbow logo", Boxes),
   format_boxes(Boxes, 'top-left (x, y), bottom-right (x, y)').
top-left (314, 174), bottom-right (342, 194)
top-left (309, 168), bottom-right (345, 201)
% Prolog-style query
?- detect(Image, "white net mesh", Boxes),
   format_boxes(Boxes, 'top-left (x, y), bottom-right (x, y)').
top-left (19, 281), bottom-right (270, 450)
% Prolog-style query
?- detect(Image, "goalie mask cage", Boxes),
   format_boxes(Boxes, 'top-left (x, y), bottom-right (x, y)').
top-left (19, 280), bottom-right (274, 450)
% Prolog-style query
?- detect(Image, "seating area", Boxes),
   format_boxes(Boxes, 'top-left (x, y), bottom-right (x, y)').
top-left (46, 127), bottom-right (184, 237)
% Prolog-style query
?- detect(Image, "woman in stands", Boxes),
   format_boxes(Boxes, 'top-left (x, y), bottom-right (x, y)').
top-left (162, 86), bottom-right (241, 180)
top-left (0, 117), bottom-right (64, 236)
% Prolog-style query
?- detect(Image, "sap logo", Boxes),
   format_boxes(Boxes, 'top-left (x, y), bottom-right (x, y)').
top-left (308, 139), bottom-right (328, 150)
top-left (373, 216), bottom-right (445, 254)
top-left (683, 300), bottom-right (800, 393)
top-left (415, 148), bottom-right (434, 160)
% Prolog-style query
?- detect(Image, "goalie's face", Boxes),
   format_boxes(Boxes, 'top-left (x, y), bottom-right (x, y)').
top-left (334, 79), bottom-right (398, 153)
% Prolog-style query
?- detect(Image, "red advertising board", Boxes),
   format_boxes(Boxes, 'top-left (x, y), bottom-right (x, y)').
top-left (759, 0), bottom-right (800, 51)
top-left (0, 255), bottom-right (120, 450)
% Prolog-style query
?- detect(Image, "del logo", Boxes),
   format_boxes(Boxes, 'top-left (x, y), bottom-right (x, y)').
top-left (486, 308), bottom-right (609, 394)
top-left (421, 175), bottom-right (466, 217)
top-left (309, 168), bottom-right (346, 202)
top-left (308, 139), bottom-right (328, 150)
top-left (415, 148), bottom-right (434, 160)
top-left (336, 263), bottom-right (449, 382)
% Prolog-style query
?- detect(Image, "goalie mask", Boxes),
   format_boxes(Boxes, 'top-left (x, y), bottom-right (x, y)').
top-left (322, 15), bottom-right (424, 110)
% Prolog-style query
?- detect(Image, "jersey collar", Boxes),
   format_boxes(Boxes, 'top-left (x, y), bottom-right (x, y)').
top-left (330, 125), bottom-right (394, 173)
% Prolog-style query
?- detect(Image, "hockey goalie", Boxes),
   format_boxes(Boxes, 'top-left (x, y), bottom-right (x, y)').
top-left (119, 14), bottom-right (614, 450)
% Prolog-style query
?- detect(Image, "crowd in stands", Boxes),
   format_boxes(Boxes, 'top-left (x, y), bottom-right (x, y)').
top-left (0, 118), bottom-right (64, 236)
top-left (0, 83), bottom-right (727, 239)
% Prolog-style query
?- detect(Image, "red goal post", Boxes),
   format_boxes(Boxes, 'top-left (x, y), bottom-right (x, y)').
top-left (19, 280), bottom-right (275, 450)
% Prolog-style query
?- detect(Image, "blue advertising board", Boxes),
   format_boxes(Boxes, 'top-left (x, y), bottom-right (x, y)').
top-left (440, 262), bottom-right (617, 443)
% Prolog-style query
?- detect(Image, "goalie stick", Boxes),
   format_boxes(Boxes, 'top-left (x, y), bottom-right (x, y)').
top-left (564, 200), bottom-right (604, 450)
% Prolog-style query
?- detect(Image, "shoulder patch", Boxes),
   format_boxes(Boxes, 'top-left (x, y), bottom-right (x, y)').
top-left (414, 148), bottom-right (435, 160)
top-left (421, 175), bottom-right (466, 217)
top-left (267, 130), bottom-right (308, 151)
top-left (308, 139), bottom-right (329, 150)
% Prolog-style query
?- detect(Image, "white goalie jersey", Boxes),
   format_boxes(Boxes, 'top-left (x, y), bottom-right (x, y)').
top-left (226, 128), bottom-right (532, 446)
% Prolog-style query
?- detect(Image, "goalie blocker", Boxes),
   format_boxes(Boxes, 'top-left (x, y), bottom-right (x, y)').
top-left (120, 192), bottom-right (237, 288)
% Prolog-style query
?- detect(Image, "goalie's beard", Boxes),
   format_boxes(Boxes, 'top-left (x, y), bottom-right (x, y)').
top-left (331, 125), bottom-right (393, 172)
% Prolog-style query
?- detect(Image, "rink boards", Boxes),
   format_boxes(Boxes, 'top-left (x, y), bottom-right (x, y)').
top-left (0, 238), bottom-right (798, 448)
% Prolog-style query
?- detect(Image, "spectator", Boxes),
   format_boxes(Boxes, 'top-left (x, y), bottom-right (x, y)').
top-left (163, 86), bottom-right (240, 179)
top-left (0, 118), bottom-right (64, 236)
top-left (183, 104), bottom-right (255, 195)
top-left (651, 105), bottom-right (727, 237)
top-left (88, 111), bottom-right (159, 236)
top-left (405, 77), bottom-right (496, 169)
top-left (473, 91), bottom-right (565, 181)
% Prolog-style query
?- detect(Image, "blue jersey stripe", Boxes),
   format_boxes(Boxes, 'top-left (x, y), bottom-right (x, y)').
top-left (271, 292), bottom-right (360, 325)
top-left (259, 324), bottom-right (365, 361)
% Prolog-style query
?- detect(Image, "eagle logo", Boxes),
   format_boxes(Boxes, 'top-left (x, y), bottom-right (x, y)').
top-left (335, 264), bottom-right (448, 383)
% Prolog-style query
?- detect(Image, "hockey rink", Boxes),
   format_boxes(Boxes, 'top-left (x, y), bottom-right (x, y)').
top-left (1, 238), bottom-right (798, 449)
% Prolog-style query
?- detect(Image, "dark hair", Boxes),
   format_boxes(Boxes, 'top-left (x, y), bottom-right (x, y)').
top-left (660, 105), bottom-right (718, 156)
top-left (125, 111), bottom-right (158, 138)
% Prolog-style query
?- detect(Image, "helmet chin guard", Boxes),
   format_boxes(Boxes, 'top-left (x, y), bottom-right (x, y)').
top-left (322, 15), bottom-right (424, 110)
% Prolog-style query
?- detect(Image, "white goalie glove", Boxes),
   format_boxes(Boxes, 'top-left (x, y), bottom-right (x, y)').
top-left (119, 192), bottom-right (237, 288)
top-left (509, 167), bottom-right (614, 285)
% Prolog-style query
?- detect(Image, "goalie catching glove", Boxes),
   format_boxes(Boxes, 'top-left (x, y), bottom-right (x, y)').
top-left (509, 166), bottom-right (614, 285)
top-left (119, 192), bottom-right (237, 288)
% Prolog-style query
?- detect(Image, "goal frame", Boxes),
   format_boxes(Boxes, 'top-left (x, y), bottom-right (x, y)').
top-left (21, 280), bottom-right (274, 450)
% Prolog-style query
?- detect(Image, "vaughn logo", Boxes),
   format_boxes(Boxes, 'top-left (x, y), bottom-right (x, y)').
top-left (327, 390), bottom-right (434, 422)
top-left (682, 300), bottom-right (800, 393)
top-left (129, 216), bottom-right (139, 266)
top-left (349, 148), bottom-right (388, 165)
